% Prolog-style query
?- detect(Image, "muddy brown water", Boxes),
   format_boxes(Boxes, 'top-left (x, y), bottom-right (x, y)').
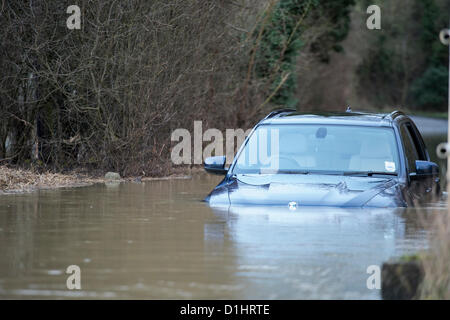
top-left (0, 126), bottom-right (447, 299)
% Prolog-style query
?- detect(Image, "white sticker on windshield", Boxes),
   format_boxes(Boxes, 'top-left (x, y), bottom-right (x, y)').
top-left (385, 161), bottom-right (396, 172)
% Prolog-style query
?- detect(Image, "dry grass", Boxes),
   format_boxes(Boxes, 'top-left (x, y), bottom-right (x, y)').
top-left (419, 203), bottom-right (450, 299)
top-left (0, 165), bottom-right (102, 193)
top-left (0, 165), bottom-right (200, 193)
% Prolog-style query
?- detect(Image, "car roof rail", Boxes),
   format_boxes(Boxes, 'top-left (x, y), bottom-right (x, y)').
top-left (263, 108), bottom-right (297, 120)
top-left (382, 110), bottom-right (406, 120)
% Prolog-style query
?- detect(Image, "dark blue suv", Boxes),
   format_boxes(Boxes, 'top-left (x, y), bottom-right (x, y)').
top-left (204, 110), bottom-right (440, 208)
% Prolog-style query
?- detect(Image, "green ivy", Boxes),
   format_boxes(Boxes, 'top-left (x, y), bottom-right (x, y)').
top-left (254, 0), bottom-right (311, 107)
top-left (253, 0), bottom-right (355, 108)
top-left (411, 66), bottom-right (449, 110)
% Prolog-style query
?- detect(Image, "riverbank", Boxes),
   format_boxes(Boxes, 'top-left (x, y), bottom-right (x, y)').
top-left (0, 166), bottom-right (101, 194)
top-left (0, 165), bottom-right (197, 194)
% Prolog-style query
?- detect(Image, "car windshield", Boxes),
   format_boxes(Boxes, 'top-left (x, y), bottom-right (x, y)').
top-left (232, 124), bottom-right (400, 175)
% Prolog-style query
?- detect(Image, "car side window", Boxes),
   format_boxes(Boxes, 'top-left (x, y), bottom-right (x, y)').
top-left (400, 123), bottom-right (420, 173)
top-left (405, 123), bottom-right (427, 161)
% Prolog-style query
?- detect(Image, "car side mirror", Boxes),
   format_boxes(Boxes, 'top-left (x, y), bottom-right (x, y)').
top-left (413, 160), bottom-right (439, 177)
top-left (204, 156), bottom-right (227, 175)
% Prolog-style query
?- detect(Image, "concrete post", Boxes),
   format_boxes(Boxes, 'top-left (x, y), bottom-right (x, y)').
top-left (438, 26), bottom-right (450, 208)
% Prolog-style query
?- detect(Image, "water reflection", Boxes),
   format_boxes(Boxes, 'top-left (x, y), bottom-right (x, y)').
top-left (210, 205), bottom-right (441, 299)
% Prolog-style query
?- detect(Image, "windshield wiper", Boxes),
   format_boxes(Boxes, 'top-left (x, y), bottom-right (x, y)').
top-left (343, 171), bottom-right (397, 177)
top-left (260, 169), bottom-right (310, 174)
top-left (278, 170), bottom-right (310, 174)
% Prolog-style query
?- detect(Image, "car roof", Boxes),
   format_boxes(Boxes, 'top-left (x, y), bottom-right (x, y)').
top-left (259, 109), bottom-right (407, 127)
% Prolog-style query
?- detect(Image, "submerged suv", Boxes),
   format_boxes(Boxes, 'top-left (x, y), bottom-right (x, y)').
top-left (204, 110), bottom-right (440, 208)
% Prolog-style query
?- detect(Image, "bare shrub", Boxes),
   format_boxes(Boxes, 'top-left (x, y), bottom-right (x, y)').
top-left (0, 0), bottom-right (269, 176)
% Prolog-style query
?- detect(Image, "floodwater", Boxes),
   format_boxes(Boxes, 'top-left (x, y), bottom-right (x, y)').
top-left (0, 118), bottom-right (447, 300)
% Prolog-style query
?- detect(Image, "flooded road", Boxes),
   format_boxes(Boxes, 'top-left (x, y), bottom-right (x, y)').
top-left (0, 120), bottom-right (447, 299)
top-left (0, 175), bottom-right (445, 299)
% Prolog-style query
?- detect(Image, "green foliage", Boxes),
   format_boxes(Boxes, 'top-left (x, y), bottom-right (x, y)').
top-left (254, 0), bottom-right (312, 108)
top-left (356, 35), bottom-right (401, 105)
top-left (356, 0), bottom-right (448, 110)
top-left (309, 0), bottom-right (355, 62)
top-left (410, 0), bottom-right (448, 110)
top-left (419, 0), bottom-right (439, 54)
top-left (411, 66), bottom-right (449, 110)
top-left (253, 0), bottom-right (355, 108)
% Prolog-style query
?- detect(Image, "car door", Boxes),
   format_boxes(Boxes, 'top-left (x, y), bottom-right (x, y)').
top-left (399, 121), bottom-right (434, 203)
